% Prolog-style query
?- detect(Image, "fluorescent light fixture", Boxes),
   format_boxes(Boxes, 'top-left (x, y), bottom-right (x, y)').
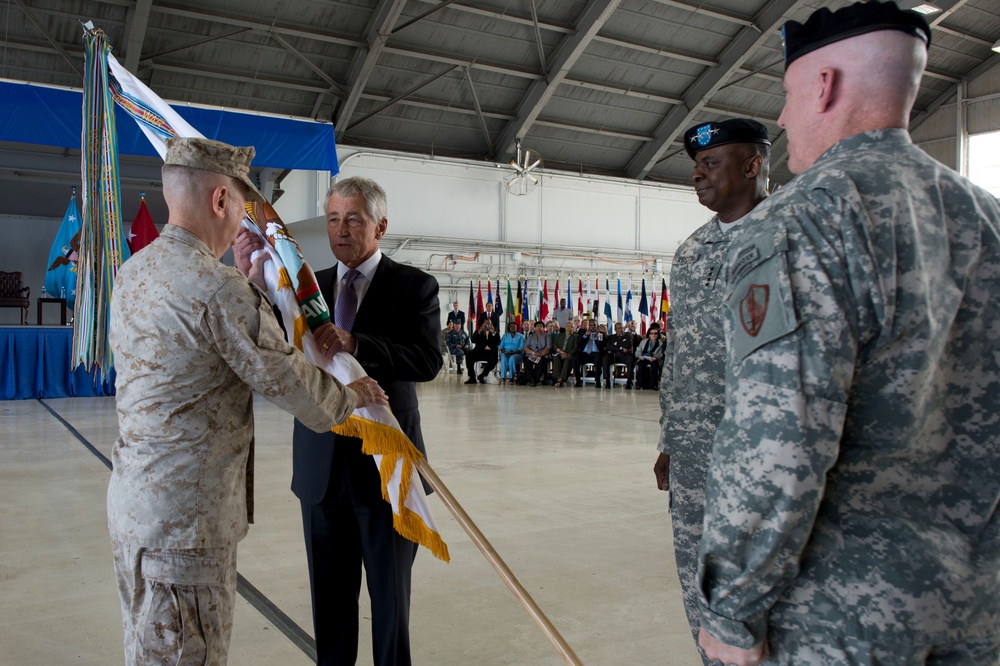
top-left (993, 39), bottom-right (1000, 54)
top-left (899, 1), bottom-right (943, 14)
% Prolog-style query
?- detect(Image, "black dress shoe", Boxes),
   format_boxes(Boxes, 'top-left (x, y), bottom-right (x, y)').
top-left (464, 378), bottom-right (477, 384)
top-left (477, 376), bottom-right (487, 384)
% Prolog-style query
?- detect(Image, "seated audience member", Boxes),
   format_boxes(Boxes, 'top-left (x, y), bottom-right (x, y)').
top-left (441, 321), bottom-right (455, 370)
top-left (522, 319), bottom-right (535, 335)
top-left (602, 322), bottom-right (636, 389)
top-left (550, 320), bottom-right (579, 387)
top-left (465, 319), bottom-right (500, 385)
top-left (626, 320), bottom-right (642, 349)
top-left (498, 322), bottom-right (525, 386)
top-left (445, 322), bottom-right (471, 375)
top-left (577, 319), bottom-right (606, 387)
top-left (635, 326), bottom-right (665, 390)
top-left (523, 320), bottom-right (551, 386)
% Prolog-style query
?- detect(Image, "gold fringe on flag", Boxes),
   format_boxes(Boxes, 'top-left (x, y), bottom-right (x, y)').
top-left (334, 415), bottom-right (450, 562)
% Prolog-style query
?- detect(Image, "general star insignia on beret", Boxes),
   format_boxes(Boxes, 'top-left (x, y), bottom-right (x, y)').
top-left (693, 125), bottom-right (719, 147)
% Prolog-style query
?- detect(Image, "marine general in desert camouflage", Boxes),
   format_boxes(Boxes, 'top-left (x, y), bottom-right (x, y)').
top-left (107, 137), bottom-right (386, 666)
top-left (695, 3), bottom-right (1000, 666)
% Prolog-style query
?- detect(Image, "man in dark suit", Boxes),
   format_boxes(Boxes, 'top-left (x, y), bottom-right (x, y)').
top-left (446, 301), bottom-right (465, 328)
top-left (242, 176), bottom-right (441, 666)
top-left (476, 300), bottom-right (500, 331)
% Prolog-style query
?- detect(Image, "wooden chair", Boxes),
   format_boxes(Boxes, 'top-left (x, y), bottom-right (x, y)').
top-left (0, 271), bottom-right (30, 324)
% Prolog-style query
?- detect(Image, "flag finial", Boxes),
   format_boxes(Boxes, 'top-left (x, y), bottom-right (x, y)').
top-left (140, 191), bottom-right (145, 200)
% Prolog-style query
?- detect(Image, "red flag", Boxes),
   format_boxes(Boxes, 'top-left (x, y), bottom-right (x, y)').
top-left (476, 280), bottom-right (485, 321)
top-left (577, 279), bottom-right (583, 315)
top-left (660, 278), bottom-right (670, 326)
top-left (539, 279), bottom-right (549, 321)
top-left (127, 198), bottom-right (159, 254)
top-left (468, 281), bottom-right (476, 334)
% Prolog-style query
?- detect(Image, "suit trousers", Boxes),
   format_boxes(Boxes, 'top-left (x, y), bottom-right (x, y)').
top-left (301, 437), bottom-right (418, 666)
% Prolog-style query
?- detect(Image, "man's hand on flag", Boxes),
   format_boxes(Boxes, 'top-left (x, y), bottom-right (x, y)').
top-left (233, 228), bottom-right (264, 275)
top-left (314, 322), bottom-right (357, 358)
top-left (347, 377), bottom-right (388, 409)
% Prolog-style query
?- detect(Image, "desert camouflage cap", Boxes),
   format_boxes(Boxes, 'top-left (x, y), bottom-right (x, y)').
top-left (164, 137), bottom-right (266, 202)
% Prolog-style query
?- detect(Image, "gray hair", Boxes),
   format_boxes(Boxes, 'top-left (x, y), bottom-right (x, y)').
top-left (326, 176), bottom-right (388, 223)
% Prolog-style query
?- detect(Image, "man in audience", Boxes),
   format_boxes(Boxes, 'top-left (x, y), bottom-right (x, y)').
top-left (465, 318), bottom-right (500, 384)
top-left (523, 320), bottom-right (551, 386)
top-left (603, 322), bottom-right (637, 389)
top-left (550, 319), bottom-right (579, 387)
top-left (446, 301), bottom-right (465, 328)
top-left (577, 319), bottom-right (605, 388)
top-left (446, 319), bottom-right (471, 375)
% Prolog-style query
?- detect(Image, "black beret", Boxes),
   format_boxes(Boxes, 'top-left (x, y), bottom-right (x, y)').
top-left (782, 1), bottom-right (931, 70)
top-left (683, 118), bottom-right (770, 160)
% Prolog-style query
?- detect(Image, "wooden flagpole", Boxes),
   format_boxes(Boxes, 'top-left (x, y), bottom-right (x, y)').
top-left (415, 459), bottom-right (584, 666)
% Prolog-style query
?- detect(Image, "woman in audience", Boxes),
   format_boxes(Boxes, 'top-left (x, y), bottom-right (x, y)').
top-left (523, 320), bottom-right (551, 386)
top-left (635, 325), bottom-right (665, 390)
top-left (498, 322), bottom-right (525, 386)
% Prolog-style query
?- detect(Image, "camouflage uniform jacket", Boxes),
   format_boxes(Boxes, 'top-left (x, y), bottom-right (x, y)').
top-left (658, 215), bottom-right (740, 462)
top-left (698, 129), bottom-right (1000, 649)
top-left (108, 225), bottom-right (357, 549)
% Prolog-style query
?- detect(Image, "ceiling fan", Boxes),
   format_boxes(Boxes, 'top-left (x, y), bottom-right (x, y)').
top-left (505, 138), bottom-right (542, 196)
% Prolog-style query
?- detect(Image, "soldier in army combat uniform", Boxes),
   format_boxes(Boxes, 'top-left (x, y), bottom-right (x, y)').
top-left (653, 117), bottom-right (771, 663)
top-left (695, 4), bottom-right (1000, 665)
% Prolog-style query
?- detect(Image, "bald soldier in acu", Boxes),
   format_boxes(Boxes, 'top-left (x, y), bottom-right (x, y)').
top-left (694, 3), bottom-right (1000, 666)
top-left (653, 117), bottom-right (770, 664)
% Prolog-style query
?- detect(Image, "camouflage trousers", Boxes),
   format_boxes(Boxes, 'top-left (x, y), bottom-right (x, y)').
top-left (112, 539), bottom-right (237, 666)
top-left (763, 623), bottom-right (1000, 665)
top-left (669, 452), bottom-right (715, 666)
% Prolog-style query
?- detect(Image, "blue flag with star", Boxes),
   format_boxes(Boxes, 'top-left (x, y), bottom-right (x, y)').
top-left (45, 194), bottom-right (83, 312)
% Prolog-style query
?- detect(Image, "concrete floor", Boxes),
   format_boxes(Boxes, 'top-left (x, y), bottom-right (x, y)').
top-left (0, 368), bottom-right (701, 665)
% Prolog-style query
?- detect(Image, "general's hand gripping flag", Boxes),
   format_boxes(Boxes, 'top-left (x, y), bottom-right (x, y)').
top-left (88, 27), bottom-right (447, 561)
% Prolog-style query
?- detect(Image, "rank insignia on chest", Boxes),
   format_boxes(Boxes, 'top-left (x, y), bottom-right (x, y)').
top-left (739, 284), bottom-right (769, 337)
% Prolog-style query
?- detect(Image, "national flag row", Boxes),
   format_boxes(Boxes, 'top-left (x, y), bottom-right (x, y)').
top-left (464, 276), bottom-right (669, 335)
top-left (45, 191), bottom-right (159, 311)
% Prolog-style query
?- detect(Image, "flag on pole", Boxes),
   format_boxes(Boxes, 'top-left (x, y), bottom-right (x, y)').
top-left (476, 279), bottom-right (485, 325)
top-left (486, 280), bottom-right (493, 305)
top-left (514, 279), bottom-right (522, 328)
top-left (468, 281), bottom-right (476, 335)
top-left (616, 278), bottom-right (623, 323)
top-left (625, 278), bottom-right (633, 323)
top-left (593, 277), bottom-right (601, 318)
top-left (604, 279), bottom-right (613, 328)
top-left (521, 279), bottom-right (530, 327)
top-left (585, 278), bottom-right (592, 316)
top-left (540, 279), bottom-right (549, 322)
top-left (577, 279), bottom-right (584, 316)
top-left (495, 278), bottom-right (503, 318)
top-left (45, 192), bottom-right (83, 312)
top-left (554, 279), bottom-right (560, 313)
top-left (638, 279), bottom-right (649, 335)
top-left (660, 278), bottom-right (670, 325)
top-left (126, 195), bottom-right (159, 254)
top-left (564, 278), bottom-right (572, 314)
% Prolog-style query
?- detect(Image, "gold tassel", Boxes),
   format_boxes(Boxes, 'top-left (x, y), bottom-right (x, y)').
top-left (333, 415), bottom-right (450, 562)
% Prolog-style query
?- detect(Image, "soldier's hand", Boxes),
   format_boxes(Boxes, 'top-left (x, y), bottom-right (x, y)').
top-left (698, 628), bottom-right (768, 666)
top-left (654, 452), bottom-right (670, 491)
top-left (314, 323), bottom-right (356, 359)
top-left (348, 377), bottom-right (388, 409)
top-left (233, 228), bottom-right (265, 277)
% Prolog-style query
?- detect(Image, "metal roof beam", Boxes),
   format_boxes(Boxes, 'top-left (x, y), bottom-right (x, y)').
top-left (592, 34), bottom-right (717, 67)
top-left (11, 0), bottom-right (81, 77)
top-left (910, 53), bottom-right (1000, 134)
top-left (625, 0), bottom-right (807, 180)
top-left (562, 77), bottom-right (683, 105)
top-left (382, 45), bottom-right (545, 79)
top-left (645, 0), bottom-right (757, 28)
top-left (334, 0), bottom-right (408, 136)
top-left (122, 0), bottom-right (153, 74)
top-left (269, 33), bottom-right (349, 99)
top-left (932, 24), bottom-right (994, 48)
top-left (409, 0), bottom-right (575, 34)
top-left (492, 0), bottom-right (624, 158)
top-left (346, 64), bottom-right (461, 131)
top-left (464, 68), bottom-right (494, 150)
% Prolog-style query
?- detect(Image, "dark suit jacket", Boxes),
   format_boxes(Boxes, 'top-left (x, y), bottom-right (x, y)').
top-left (291, 255), bottom-right (442, 503)
top-left (446, 309), bottom-right (465, 327)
